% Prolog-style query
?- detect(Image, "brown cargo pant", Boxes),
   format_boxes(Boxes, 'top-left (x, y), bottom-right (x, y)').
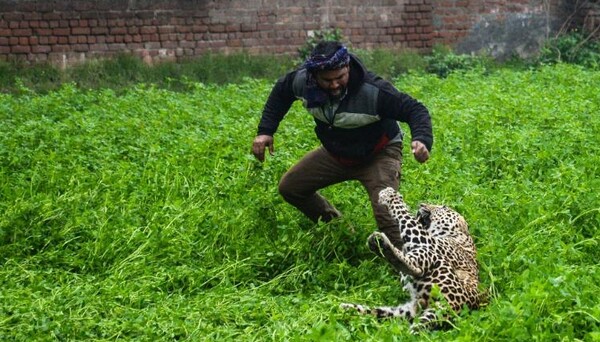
top-left (278, 143), bottom-right (403, 247)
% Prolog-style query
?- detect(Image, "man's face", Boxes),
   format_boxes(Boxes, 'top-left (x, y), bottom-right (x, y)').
top-left (314, 66), bottom-right (350, 98)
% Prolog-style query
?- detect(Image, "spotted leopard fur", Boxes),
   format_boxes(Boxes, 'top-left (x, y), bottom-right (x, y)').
top-left (341, 187), bottom-right (481, 332)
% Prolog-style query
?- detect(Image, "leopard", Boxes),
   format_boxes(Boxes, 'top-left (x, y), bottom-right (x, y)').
top-left (341, 187), bottom-right (482, 332)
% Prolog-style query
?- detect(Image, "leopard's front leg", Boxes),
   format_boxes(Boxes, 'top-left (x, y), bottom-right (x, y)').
top-left (368, 232), bottom-right (424, 277)
top-left (340, 300), bottom-right (417, 320)
top-left (409, 302), bottom-right (450, 334)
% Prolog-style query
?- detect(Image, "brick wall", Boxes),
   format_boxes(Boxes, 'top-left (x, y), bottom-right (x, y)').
top-left (574, 1), bottom-right (600, 34)
top-left (0, 0), bottom-right (583, 66)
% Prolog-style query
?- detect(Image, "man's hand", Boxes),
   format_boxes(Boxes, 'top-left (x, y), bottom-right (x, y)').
top-left (411, 140), bottom-right (429, 163)
top-left (252, 135), bottom-right (275, 162)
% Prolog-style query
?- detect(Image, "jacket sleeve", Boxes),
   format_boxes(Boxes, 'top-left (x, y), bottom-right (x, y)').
top-left (257, 71), bottom-right (299, 136)
top-left (377, 82), bottom-right (433, 152)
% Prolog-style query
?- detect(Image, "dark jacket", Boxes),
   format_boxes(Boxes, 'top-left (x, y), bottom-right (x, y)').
top-left (257, 54), bottom-right (433, 161)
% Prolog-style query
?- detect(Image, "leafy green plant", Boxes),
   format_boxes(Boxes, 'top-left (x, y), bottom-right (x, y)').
top-left (297, 28), bottom-right (348, 62)
top-left (424, 45), bottom-right (492, 77)
top-left (354, 48), bottom-right (427, 80)
top-left (538, 30), bottom-right (600, 69)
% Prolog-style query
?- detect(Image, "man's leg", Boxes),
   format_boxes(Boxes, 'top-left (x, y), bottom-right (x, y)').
top-left (278, 147), bottom-right (348, 223)
top-left (356, 143), bottom-right (404, 248)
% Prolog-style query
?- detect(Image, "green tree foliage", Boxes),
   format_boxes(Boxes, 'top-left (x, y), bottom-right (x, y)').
top-left (538, 30), bottom-right (600, 68)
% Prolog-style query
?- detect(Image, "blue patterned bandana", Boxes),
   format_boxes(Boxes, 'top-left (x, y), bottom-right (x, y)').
top-left (303, 46), bottom-right (350, 72)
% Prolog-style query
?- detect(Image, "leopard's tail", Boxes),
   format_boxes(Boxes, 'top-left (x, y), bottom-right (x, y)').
top-left (340, 303), bottom-right (415, 319)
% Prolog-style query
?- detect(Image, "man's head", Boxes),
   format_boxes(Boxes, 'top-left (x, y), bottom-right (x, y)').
top-left (304, 41), bottom-right (350, 98)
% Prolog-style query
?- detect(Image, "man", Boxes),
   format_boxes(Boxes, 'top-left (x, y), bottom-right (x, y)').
top-left (251, 41), bottom-right (432, 248)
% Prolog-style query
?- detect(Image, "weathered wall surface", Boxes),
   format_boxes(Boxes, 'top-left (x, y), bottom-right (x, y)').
top-left (573, 0), bottom-right (600, 33)
top-left (432, 0), bottom-right (565, 59)
top-left (0, 0), bottom-right (594, 66)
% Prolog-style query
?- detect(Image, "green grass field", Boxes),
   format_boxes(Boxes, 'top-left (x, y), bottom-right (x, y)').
top-left (1, 64), bottom-right (599, 341)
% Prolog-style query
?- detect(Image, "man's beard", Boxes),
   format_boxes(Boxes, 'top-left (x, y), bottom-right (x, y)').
top-left (328, 86), bottom-right (346, 101)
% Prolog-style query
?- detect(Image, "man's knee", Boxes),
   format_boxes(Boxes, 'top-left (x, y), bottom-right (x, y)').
top-left (278, 172), bottom-right (298, 202)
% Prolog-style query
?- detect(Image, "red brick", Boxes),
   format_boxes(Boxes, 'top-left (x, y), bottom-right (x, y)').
top-left (53, 28), bottom-right (70, 36)
top-left (72, 27), bottom-right (90, 35)
top-left (226, 24), bottom-right (239, 32)
top-left (227, 39), bottom-right (242, 47)
top-left (211, 24), bottom-right (226, 33)
top-left (136, 11), bottom-right (155, 20)
top-left (107, 43), bottom-right (126, 51)
top-left (158, 26), bottom-right (175, 34)
top-left (142, 34), bottom-right (159, 42)
top-left (73, 44), bottom-right (89, 52)
top-left (140, 27), bottom-right (157, 34)
top-left (110, 27), bottom-right (127, 35)
top-left (89, 43), bottom-right (108, 51)
top-left (144, 41), bottom-right (161, 49)
top-left (108, 19), bottom-right (127, 27)
top-left (191, 25), bottom-right (208, 33)
top-left (162, 41), bottom-right (177, 48)
top-left (91, 27), bottom-right (108, 34)
top-left (11, 46), bottom-right (31, 53)
top-left (3, 13), bottom-right (23, 21)
top-left (23, 11), bottom-right (42, 21)
top-left (179, 40), bottom-right (195, 48)
top-left (179, 26), bottom-right (193, 34)
top-left (126, 42), bottom-right (143, 49)
top-left (43, 13), bottom-right (61, 21)
top-left (32, 45), bottom-right (51, 53)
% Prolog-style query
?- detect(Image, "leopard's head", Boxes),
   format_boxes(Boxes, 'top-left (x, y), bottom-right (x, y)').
top-left (418, 203), bottom-right (469, 235)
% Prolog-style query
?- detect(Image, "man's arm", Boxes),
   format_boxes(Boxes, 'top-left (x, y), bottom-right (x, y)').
top-left (257, 71), bottom-right (299, 136)
top-left (377, 84), bottom-right (433, 162)
top-left (252, 71), bottom-right (298, 162)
